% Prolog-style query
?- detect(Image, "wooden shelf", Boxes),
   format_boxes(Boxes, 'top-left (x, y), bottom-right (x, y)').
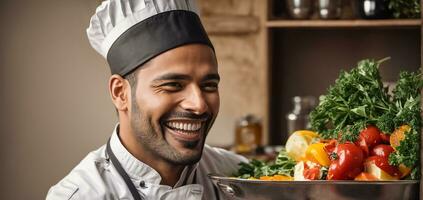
top-left (266, 19), bottom-right (421, 28)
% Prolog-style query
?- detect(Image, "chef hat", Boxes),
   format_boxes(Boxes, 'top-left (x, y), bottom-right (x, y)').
top-left (87, 0), bottom-right (214, 76)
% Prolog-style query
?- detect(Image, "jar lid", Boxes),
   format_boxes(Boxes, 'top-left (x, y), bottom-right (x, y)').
top-left (237, 114), bottom-right (261, 126)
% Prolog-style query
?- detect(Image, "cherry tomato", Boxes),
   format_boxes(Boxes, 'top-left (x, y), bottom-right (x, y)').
top-left (380, 133), bottom-right (390, 144)
top-left (327, 143), bottom-right (364, 180)
top-left (355, 125), bottom-right (382, 156)
top-left (303, 167), bottom-right (320, 180)
top-left (370, 144), bottom-right (394, 158)
top-left (365, 156), bottom-right (401, 177)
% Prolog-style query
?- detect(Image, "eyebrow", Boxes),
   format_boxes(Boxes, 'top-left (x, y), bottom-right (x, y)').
top-left (153, 73), bottom-right (191, 82)
top-left (202, 74), bottom-right (220, 82)
top-left (152, 73), bottom-right (220, 82)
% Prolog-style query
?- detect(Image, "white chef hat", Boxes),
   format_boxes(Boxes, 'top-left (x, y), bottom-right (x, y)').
top-left (87, 0), bottom-right (214, 76)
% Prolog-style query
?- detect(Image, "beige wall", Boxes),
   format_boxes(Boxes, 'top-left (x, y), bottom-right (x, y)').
top-left (198, 0), bottom-right (267, 147)
top-left (0, 1), bottom-right (115, 199)
top-left (0, 0), bottom-right (266, 199)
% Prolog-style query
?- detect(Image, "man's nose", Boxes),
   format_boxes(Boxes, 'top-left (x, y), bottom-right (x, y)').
top-left (180, 85), bottom-right (208, 115)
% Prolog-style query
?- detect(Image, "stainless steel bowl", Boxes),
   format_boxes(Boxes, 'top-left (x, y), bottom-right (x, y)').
top-left (286, 0), bottom-right (313, 19)
top-left (209, 174), bottom-right (420, 200)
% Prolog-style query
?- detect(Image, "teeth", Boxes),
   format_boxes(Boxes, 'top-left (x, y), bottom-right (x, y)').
top-left (167, 121), bottom-right (202, 131)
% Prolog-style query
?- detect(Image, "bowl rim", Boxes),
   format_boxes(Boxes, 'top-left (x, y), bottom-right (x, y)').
top-left (208, 173), bottom-right (420, 185)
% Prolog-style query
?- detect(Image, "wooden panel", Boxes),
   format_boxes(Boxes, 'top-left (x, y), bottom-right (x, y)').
top-left (202, 15), bottom-right (259, 35)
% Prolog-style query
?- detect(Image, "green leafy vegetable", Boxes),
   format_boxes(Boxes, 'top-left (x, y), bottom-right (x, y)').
top-left (234, 149), bottom-right (296, 178)
top-left (388, 0), bottom-right (421, 18)
top-left (387, 71), bottom-right (423, 179)
top-left (310, 58), bottom-right (391, 142)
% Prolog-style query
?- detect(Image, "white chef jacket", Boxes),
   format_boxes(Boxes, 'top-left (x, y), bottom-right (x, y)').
top-left (46, 125), bottom-right (247, 200)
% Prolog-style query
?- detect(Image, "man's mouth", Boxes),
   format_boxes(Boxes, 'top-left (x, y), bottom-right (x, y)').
top-left (164, 120), bottom-right (206, 141)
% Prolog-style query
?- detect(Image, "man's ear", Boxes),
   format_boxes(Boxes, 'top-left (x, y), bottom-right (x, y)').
top-left (109, 74), bottom-right (130, 112)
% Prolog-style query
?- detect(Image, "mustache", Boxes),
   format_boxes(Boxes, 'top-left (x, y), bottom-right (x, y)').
top-left (162, 111), bottom-right (211, 121)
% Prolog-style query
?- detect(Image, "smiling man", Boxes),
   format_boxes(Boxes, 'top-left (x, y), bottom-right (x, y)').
top-left (46, 0), bottom-right (246, 200)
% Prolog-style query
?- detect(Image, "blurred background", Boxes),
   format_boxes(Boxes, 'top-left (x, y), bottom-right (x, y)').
top-left (0, 0), bottom-right (420, 199)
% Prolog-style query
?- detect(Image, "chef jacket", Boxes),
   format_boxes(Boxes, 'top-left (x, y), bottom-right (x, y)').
top-left (46, 124), bottom-right (247, 200)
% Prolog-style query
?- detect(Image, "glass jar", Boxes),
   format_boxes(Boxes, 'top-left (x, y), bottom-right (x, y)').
top-left (286, 0), bottom-right (313, 19)
top-left (318, 0), bottom-right (343, 19)
top-left (356, 0), bottom-right (390, 19)
top-left (286, 96), bottom-right (317, 135)
top-left (234, 114), bottom-right (262, 154)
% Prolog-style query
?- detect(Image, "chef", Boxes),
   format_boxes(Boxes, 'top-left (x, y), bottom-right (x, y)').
top-left (46, 0), bottom-right (247, 199)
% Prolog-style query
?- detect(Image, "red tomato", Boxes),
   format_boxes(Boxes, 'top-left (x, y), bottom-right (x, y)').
top-left (380, 133), bottom-right (390, 144)
top-left (304, 167), bottom-right (320, 180)
top-left (370, 144), bottom-right (394, 158)
top-left (327, 143), bottom-right (364, 180)
top-left (355, 125), bottom-right (382, 157)
top-left (365, 156), bottom-right (401, 177)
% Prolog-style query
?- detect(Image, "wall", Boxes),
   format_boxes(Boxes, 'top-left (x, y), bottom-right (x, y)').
top-left (0, 1), bottom-right (115, 199)
top-left (0, 0), bottom-right (266, 199)
top-left (198, 0), bottom-right (267, 146)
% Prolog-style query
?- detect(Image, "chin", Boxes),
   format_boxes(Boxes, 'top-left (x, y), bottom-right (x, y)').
top-left (167, 139), bottom-right (205, 165)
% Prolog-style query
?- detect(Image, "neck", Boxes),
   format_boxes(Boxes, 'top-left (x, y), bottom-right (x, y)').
top-left (118, 118), bottom-right (185, 186)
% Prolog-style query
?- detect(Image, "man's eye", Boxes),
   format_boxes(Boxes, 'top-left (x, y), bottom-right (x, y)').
top-left (202, 82), bottom-right (219, 92)
top-left (161, 82), bottom-right (183, 91)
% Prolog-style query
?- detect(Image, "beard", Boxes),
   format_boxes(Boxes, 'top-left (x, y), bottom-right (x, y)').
top-left (129, 98), bottom-right (214, 166)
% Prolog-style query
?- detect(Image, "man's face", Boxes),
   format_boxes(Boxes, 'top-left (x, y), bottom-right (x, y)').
top-left (129, 44), bottom-right (219, 166)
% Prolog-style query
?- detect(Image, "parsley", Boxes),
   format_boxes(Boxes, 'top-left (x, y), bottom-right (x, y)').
top-left (387, 71), bottom-right (423, 179)
top-left (310, 58), bottom-right (391, 142)
top-left (234, 149), bottom-right (296, 178)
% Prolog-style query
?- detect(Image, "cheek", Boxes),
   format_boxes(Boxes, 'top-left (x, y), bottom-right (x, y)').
top-left (136, 92), bottom-right (176, 119)
top-left (206, 93), bottom-right (220, 114)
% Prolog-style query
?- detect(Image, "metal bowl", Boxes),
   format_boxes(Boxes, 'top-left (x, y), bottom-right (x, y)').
top-left (209, 174), bottom-right (419, 200)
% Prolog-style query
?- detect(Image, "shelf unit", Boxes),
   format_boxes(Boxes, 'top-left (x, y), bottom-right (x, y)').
top-left (260, 0), bottom-right (422, 195)
top-left (266, 19), bottom-right (421, 28)
top-left (264, 1), bottom-right (422, 146)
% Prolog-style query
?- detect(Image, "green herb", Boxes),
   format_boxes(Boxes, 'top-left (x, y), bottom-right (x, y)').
top-left (387, 71), bottom-right (423, 179)
top-left (310, 58), bottom-right (391, 142)
top-left (388, 0), bottom-right (421, 18)
top-left (234, 149), bottom-right (296, 178)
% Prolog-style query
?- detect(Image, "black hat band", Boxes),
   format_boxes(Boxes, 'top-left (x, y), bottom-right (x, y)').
top-left (107, 10), bottom-right (214, 76)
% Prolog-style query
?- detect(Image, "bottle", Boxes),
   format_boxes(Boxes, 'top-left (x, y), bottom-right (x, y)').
top-left (234, 114), bottom-right (262, 154)
top-left (286, 96), bottom-right (317, 135)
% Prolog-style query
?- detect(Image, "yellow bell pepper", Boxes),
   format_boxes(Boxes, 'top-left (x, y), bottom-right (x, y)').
top-left (286, 130), bottom-right (319, 161)
top-left (305, 143), bottom-right (331, 167)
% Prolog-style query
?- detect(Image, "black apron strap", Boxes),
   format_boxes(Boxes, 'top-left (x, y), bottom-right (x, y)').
top-left (192, 169), bottom-right (220, 200)
top-left (106, 138), bottom-right (143, 200)
top-left (107, 137), bottom-right (220, 200)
